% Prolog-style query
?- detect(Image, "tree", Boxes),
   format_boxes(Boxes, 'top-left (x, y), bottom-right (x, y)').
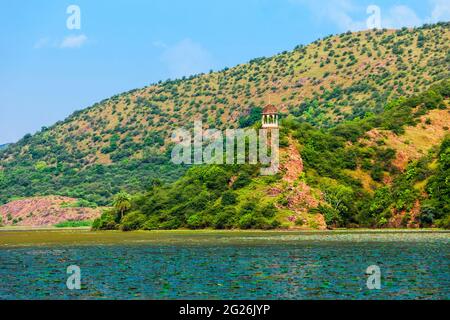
top-left (120, 212), bottom-right (146, 231)
top-left (320, 179), bottom-right (355, 224)
top-left (112, 192), bottom-right (132, 219)
top-left (318, 204), bottom-right (342, 228)
top-left (221, 191), bottom-right (237, 206)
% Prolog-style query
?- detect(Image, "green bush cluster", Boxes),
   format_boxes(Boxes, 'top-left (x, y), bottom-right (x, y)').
top-left (93, 164), bottom-right (281, 231)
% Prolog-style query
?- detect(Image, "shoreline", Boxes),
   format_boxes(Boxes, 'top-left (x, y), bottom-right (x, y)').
top-left (0, 226), bottom-right (91, 232)
top-left (0, 226), bottom-right (447, 232)
top-left (0, 226), bottom-right (448, 233)
top-left (1, 228), bottom-right (448, 248)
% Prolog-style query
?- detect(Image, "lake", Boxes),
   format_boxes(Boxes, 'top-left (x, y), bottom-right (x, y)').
top-left (0, 230), bottom-right (448, 299)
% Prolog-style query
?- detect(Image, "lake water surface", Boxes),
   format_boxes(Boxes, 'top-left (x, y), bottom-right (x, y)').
top-left (0, 230), bottom-right (448, 299)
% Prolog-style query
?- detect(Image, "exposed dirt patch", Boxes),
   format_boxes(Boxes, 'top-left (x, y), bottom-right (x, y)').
top-left (228, 175), bottom-right (238, 187)
top-left (281, 139), bottom-right (304, 184)
top-left (267, 187), bottom-right (282, 196)
top-left (0, 196), bottom-right (101, 227)
top-left (388, 200), bottom-right (421, 228)
top-left (276, 138), bottom-right (326, 230)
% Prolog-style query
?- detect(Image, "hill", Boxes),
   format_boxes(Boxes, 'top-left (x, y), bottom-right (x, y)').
top-left (0, 22), bottom-right (449, 229)
top-left (93, 81), bottom-right (450, 230)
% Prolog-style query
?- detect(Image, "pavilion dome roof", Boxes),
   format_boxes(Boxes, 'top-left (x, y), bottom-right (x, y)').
top-left (262, 104), bottom-right (278, 114)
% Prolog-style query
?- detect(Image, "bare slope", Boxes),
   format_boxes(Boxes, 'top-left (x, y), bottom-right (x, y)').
top-left (0, 196), bottom-right (102, 227)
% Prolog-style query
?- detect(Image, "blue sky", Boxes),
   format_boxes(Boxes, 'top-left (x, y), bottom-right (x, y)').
top-left (0, 0), bottom-right (449, 144)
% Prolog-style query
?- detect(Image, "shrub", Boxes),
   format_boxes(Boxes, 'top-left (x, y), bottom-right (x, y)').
top-left (159, 218), bottom-right (182, 229)
top-left (142, 216), bottom-right (160, 230)
top-left (318, 204), bottom-right (342, 228)
top-left (187, 214), bottom-right (207, 229)
top-left (55, 220), bottom-right (93, 228)
top-left (221, 191), bottom-right (237, 206)
top-left (436, 215), bottom-right (450, 229)
top-left (260, 203), bottom-right (277, 218)
top-left (92, 210), bottom-right (119, 230)
top-left (418, 205), bottom-right (436, 227)
top-left (238, 214), bottom-right (258, 229)
top-left (213, 207), bottom-right (236, 229)
top-left (239, 107), bottom-right (262, 128)
top-left (120, 212), bottom-right (146, 231)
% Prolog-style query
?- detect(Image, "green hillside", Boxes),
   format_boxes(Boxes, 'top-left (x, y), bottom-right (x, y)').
top-left (0, 23), bottom-right (449, 229)
top-left (93, 81), bottom-right (450, 230)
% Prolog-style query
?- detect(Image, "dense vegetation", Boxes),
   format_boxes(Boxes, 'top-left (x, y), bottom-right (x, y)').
top-left (93, 165), bottom-right (282, 230)
top-left (94, 80), bottom-right (450, 230)
top-left (297, 81), bottom-right (450, 228)
top-left (0, 153), bottom-right (184, 205)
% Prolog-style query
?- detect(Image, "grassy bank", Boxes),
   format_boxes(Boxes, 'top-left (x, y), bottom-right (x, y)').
top-left (0, 228), bottom-right (448, 248)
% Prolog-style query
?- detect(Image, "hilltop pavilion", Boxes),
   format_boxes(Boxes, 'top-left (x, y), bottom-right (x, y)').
top-left (261, 104), bottom-right (279, 129)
